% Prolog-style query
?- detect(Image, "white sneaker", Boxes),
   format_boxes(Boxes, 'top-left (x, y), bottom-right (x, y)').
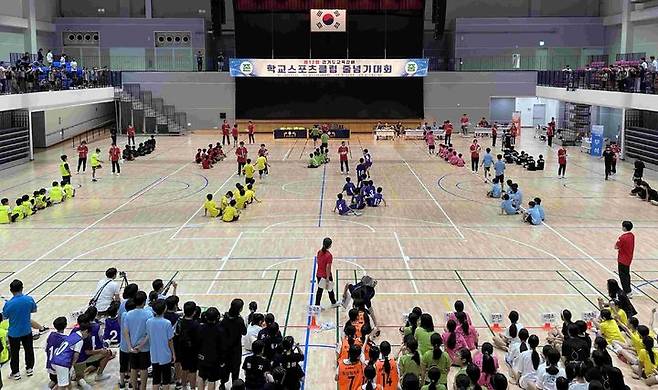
top-left (9, 372), bottom-right (21, 380)
top-left (96, 373), bottom-right (111, 381)
top-left (78, 379), bottom-right (93, 390)
top-left (329, 303), bottom-right (341, 309)
top-left (26, 368), bottom-right (33, 377)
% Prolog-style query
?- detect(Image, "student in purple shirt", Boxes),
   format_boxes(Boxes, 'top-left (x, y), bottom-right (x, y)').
top-left (102, 302), bottom-right (121, 346)
top-left (342, 177), bottom-right (357, 199)
top-left (45, 317), bottom-right (68, 388)
top-left (51, 322), bottom-right (91, 389)
top-left (334, 194), bottom-right (360, 216)
top-left (71, 307), bottom-right (113, 382)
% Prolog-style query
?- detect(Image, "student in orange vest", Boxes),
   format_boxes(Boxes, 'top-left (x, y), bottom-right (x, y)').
top-left (336, 345), bottom-right (364, 390)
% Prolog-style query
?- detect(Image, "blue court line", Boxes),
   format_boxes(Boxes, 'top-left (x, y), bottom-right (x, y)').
top-left (318, 164), bottom-right (327, 227)
top-left (128, 177), bottom-right (163, 198)
top-left (301, 256), bottom-right (318, 390)
top-left (633, 279), bottom-right (658, 289)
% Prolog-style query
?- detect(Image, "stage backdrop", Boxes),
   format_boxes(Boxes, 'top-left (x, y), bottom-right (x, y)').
top-left (235, 77), bottom-right (423, 119)
top-left (230, 58), bottom-right (429, 77)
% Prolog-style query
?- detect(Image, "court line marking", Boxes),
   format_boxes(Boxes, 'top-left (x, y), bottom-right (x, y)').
top-left (261, 216), bottom-right (375, 233)
top-left (169, 170), bottom-right (236, 240)
top-left (206, 232), bottom-right (243, 294)
top-left (261, 258), bottom-right (365, 278)
top-left (301, 257), bottom-right (317, 390)
top-left (282, 140), bottom-right (297, 161)
top-left (39, 291), bottom-right (601, 298)
top-left (318, 164), bottom-right (327, 227)
top-left (393, 232), bottom-right (418, 293)
top-left (403, 159), bottom-right (465, 239)
top-left (5, 163), bottom-right (190, 284)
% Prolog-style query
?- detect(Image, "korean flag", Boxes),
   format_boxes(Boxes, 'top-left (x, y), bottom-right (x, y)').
top-left (311, 9), bottom-right (346, 32)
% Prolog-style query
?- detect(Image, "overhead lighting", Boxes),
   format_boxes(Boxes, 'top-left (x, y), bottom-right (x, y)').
top-left (539, 40), bottom-right (545, 47)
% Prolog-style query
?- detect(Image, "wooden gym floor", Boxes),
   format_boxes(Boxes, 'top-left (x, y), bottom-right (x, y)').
top-left (1, 129), bottom-right (657, 389)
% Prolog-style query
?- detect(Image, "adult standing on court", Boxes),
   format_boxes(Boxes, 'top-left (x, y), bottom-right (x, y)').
top-left (221, 119), bottom-right (230, 146)
top-left (127, 123), bottom-right (136, 146)
top-left (546, 118), bottom-right (555, 147)
top-left (460, 113), bottom-right (470, 136)
top-left (615, 221), bottom-right (635, 296)
top-left (444, 120), bottom-right (453, 146)
top-left (2, 279), bottom-right (37, 380)
top-left (602, 145), bottom-right (615, 181)
top-left (109, 143), bottom-right (121, 176)
top-left (315, 237), bottom-right (338, 308)
top-left (235, 141), bottom-right (248, 176)
top-left (557, 146), bottom-right (567, 179)
top-left (247, 121), bottom-right (255, 144)
top-left (469, 139), bottom-right (481, 173)
top-left (338, 141), bottom-right (349, 174)
top-left (76, 141), bottom-right (88, 174)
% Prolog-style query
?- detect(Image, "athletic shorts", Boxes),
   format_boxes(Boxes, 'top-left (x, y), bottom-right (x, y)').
top-left (198, 363), bottom-right (223, 382)
top-left (130, 351), bottom-right (151, 370)
top-left (53, 364), bottom-right (72, 387)
top-left (120, 350), bottom-right (131, 372)
top-left (484, 166), bottom-right (491, 171)
top-left (49, 373), bottom-right (58, 384)
top-left (152, 363), bottom-right (172, 385)
top-left (178, 350), bottom-right (198, 372)
top-left (429, 145), bottom-right (435, 150)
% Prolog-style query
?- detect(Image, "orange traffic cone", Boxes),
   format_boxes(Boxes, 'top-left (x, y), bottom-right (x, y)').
top-left (492, 323), bottom-right (502, 333)
top-left (542, 322), bottom-right (552, 331)
top-left (586, 320), bottom-right (593, 330)
top-left (309, 313), bottom-right (320, 330)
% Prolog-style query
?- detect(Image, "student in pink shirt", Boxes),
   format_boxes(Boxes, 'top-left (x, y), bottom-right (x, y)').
top-left (447, 300), bottom-right (473, 326)
top-left (426, 131), bottom-right (436, 154)
top-left (473, 342), bottom-right (499, 390)
top-left (449, 151), bottom-right (459, 165)
top-left (442, 320), bottom-right (468, 364)
top-left (455, 311), bottom-right (479, 350)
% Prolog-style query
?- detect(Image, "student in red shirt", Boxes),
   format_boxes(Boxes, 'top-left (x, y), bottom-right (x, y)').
top-left (109, 143), bottom-right (121, 175)
top-left (491, 124), bottom-right (498, 147)
top-left (77, 140), bottom-right (88, 173)
top-left (338, 141), bottom-right (349, 174)
top-left (510, 124), bottom-right (518, 145)
top-left (557, 146), bottom-right (568, 178)
top-left (315, 237), bottom-right (338, 308)
top-left (546, 118), bottom-right (555, 147)
top-left (235, 141), bottom-right (248, 176)
top-left (247, 121), bottom-right (255, 144)
top-left (201, 156), bottom-right (213, 169)
top-left (127, 124), bottom-right (136, 146)
top-left (469, 139), bottom-right (481, 172)
top-left (231, 124), bottom-right (239, 146)
top-left (460, 114), bottom-right (470, 136)
top-left (221, 119), bottom-right (230, 145)
top-left (444, 120), bottom-right (453, 146)
top-left (615, 220), bottom-right (635, 295)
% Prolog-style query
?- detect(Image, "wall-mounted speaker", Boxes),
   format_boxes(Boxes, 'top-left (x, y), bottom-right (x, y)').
top-left (62, 31), bottom-right (100, 46)
top-left (154, 32), bottom-right (192, 48)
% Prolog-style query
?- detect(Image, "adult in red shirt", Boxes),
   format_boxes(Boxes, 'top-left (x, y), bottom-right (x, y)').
top-left (510, 123), bottom-right (518, 145)
top-left (315, 237), bottom-right (337, 307)
top-left (109, 143), bottom-right (121, 175)
top-left (338, 141), bottom-right (349, 174)
top-left (247, 121), bottom-right (255, 144)
top-left (615, 220), bottom-right (635, 295)
top-left (546, 117), bottom-right (555, 147)
top-left (231, 124), bottom-right (239, 146)
top-left (460, 113), bottom-right (470, 136)
top-left (235, 141), bottom-right (248, 176)
top-left (127, 124), bottom-right (136, 146)
top-left (444, 120), bottom-right (453, 146)
top-left (77, 140), bottom-right (88, 173)
top-left (491, 124), bottom-right (498, 147)
top-left (469, 139), bottom-right (481, 173)
top-left (557, 146), bottom-right (568, 178)
top-left (221, 119), bottom-right (230, 146)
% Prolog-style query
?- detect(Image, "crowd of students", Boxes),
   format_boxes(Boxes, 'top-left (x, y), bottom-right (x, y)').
top-left (334, 149), bottom-right (386, 216)
top-left (0, 179), bottom-right (75, 224)
top-left (195, 143), bottom-right (227, 169)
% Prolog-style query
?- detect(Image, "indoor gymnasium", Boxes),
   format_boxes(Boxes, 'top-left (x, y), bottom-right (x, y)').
top-left (1, 1), bottom-right (658, 389)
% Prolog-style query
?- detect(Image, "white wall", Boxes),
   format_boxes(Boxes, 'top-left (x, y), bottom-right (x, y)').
top-left (515, 97), bottom-right (560, 126)
top-left (536, 85), bottom-right (658, 111)
top-left (40, 102), bottom-right (115, 147)
top-left (0, 87), bottom-right (115, 112)
top-left (0, 0), bottom-right (24, 18)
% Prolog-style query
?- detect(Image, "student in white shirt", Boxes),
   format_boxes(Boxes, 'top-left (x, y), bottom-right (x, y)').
top-left (493, 310), bottom-right (523, 351)
top-left (244, 313), bottom-right (265, 351)
top-left (535, 347), bottom-right (565, 390)
top-left (513, 334), bottom-right (541, 389)
top-left (92, 268), bottom-right (120, 314)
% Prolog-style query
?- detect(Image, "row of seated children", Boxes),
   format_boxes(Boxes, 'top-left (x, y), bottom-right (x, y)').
top-left (630, 179), bottom-right (658, 205)
top-left (438, 144), bottom-right (466, 167)
top-left (308, 148), bottom-right (330, 168)
top-left (334, 177), bottom-right (386, 216)
top-left (195, 143), bottom-right (227, 169)
top-left (503, 148), bottom-right (545, 171)
top-left (0, 181), bottom-right (75, 223)
top-left (203, 182), bottom-right (260, 222)
top-left (492, 181), bottom-right (545, 225)
top-left (122, 137), bottom-right (156, 161)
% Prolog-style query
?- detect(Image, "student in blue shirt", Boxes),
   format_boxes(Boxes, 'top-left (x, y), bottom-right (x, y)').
top-left (334, 193), bottom-right (360, 216)
top-left (524, 201), bottom-right (542, 225)
top-left (493, 154), bottom-right (506, 190)
top-left (487, 177), bottom-right (502, 198)
top-left (123, 291), bottom-right (153, 390)
top-left (509, 183), bottom-right (522, 210)
top-left (356, 159), bottom-right (367, 186)
top-left (342, 177), bottom-right (357, 199)
top-left (371, 187), bottom-right (387, 207)
top-left (534, 197), bottom-right (545, 221)
top-left (145, 300), bottom-right (175, 389)
top-left (500, 194), bottom-right (518, 215)
top-left (481, 148), bottom-right (494, 182)
top-left (2, 279), bottom-right (37, 380)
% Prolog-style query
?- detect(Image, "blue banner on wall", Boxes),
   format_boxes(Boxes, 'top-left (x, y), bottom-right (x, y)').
top-left (230, 58), bottom-right (429, 78)
top-left (590, 125), bottom-right (604, 157)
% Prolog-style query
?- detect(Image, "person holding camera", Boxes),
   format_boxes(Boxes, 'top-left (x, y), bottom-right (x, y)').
top-left (92, 268), bottom-right (121, 316)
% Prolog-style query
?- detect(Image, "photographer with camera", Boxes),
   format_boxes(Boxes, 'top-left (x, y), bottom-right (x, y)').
top-left (92, 268), bottom-right (121, 316)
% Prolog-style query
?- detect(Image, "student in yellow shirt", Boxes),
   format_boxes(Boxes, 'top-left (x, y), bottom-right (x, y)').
top-left (33, 191), bottom-right (45, 209)
top-left (245, 184), bottom-right (261, 205)
top-left (638, 336), bottom-right (658, 385)
top-left (0, 198), bottom-right (11, 224)
top-left (90, 148), bottom-right (103, 182)
top-left (243, 158), bottom-right (256, 186)
top-left (63, 181), bottom-right (75, 199)
top-left (235, 189), bottom-right (247, 210)
top-left (222, 199), bottom-right (240, 222)
top-left (50, 181), bottom-right (64, 203)
top-left (38, 188), bottom-right (51, 208)
top-left (20, 195), bottom-right (34, 216)
top-left (220, 191), bottom-right (232, 212)
top-left (204, 194), bottom-right (220, 218)
top-left (598, 309), bottom-right (626, 345)
top-left (255, 155), bottom-right (268, 179)
top-left (11, 198), bottom-right (24, 222)
top-left (59, 154), bottom-right (72, 185)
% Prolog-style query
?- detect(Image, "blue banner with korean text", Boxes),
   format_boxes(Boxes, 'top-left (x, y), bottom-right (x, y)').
top-left (230, 58), bottom-right (429, 78)
top-left (590, 125), bottom-right (604, 157)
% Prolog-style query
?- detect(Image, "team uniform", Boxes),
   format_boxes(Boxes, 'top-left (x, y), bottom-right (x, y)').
top-left (243, 164), bottom-right (256, 185)
top-left (60, 161), bottom-right (72, 185)
top-left (204, 199), bottom-right (220, 218)
top-left (375, 358), bottom-right (399, 390)
top-left (77, 144), bottom-right (88, 173)
top-left (103, 316), bottom-right (121, 346)
top-left (335, 199), bottom-right (351, 215)
top-left (0, 203), bottom-right (10, 224)
top-left (50, 185), bottom-right (64, 203)
top-left (236, 146), bottom-right (248, 176)
top-left (50, 331), bottom-right (85, 387)
top-left (482, 152), bottom-right (494, 179)
top-left (338, 145), bottom-right (349, 173)
top-left (336, 359), bottom-right (364, 390)
top-left (494, 160), bottom-right (506, 188)
top-left (247, 123), bottom-right (255, 144)
top-left (45, 331), bottom-right (68, 383)
top-left (255, 156), bottom-right (267, 178)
